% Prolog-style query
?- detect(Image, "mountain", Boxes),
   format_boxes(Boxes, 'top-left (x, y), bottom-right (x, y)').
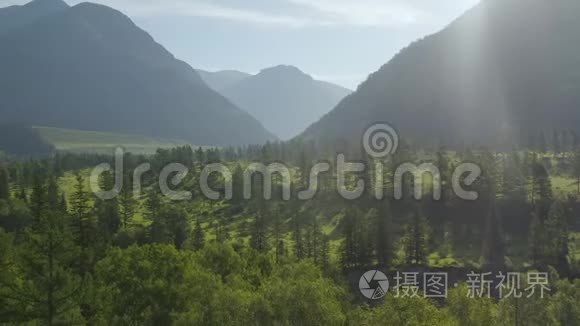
top-left (0, 0), bottom-right (69, 33)
top-left (197, 69), bottom-right (251, 93)
top-left (301, 0), bottom-right (580, 149)
top-left (203, 65), bottom-right (352, 140)
top-left (0, 0), bottom-right (275, 146)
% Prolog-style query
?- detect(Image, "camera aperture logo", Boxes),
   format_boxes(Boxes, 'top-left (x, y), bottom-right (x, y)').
top-left (359, 270), bottom-right (389, 300)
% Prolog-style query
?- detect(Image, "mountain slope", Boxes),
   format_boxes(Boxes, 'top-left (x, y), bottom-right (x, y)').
top-left (197, 69), bottom-right (252, 93)
top-left (301, 0), bottom-right (580, 149)
top-left (216, 65), bottom-right (352, 140)
top-left (0, 0), bottom-right (69, 33)
top-left (0, 0), bottom-right (275, 146)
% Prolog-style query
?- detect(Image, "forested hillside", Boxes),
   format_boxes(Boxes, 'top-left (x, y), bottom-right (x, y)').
top-left (302, 0), bottom-right (580, 149)
top-left (1, 141), bottom-right (580, 324)
top-left (0, 0), bottom-right (275, 146)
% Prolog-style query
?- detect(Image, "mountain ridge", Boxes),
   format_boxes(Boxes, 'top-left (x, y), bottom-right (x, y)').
top-left (0, 0), bottom-right (276, 146)
top-left (300, 0), bottom-right (580, 149)
top-left (202, 65), bottom-right (352, 140)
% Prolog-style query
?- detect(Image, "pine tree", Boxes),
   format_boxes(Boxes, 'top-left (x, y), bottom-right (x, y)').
top-left (546, 201), bottom-right (570, 275)
top-left (168, 208), bottom-right (189, 249)
top-left (192, 219), bottom-right (205, 251)
top-left (529, 160), bottom-right (552, 205)
top-left (311, 220), bottom-right (323, 265)
top-left (46, 176), bottom-right (60, 211)
top-left (18, 187), bottom-right (28, 204)
top-left (341, 213), bottom-right (357, 270)
top-left (231, 164), bottom-right (245, 203)
top-left (59, 194), bottom-right (68, 213)
top-left (293, 219), bottom-right (305, 260)
top-left (0, 166), bottom-right (9, 200)
top-left (402, 211), bottom-right (430, 266)
top-left (319, 235), bottom-right (330, 272)
top-left (481, 196), bottom-right (505, 270)
top-left (144, 186), bottom-right (170, 243)
top-left (276, 239), bottom-right (286, 264)
top-left (250, 214), bottom-right (268, 253)
top-left (502, 151), bottom-right (527, 200)
top-left (299, 148), bottom-right (310, 188)
top-left (374, 205), bottom-right (393, 268)
top-left (436, 149), bottom-right (451, 199)
top-left (571, 151), bottom-right (580, 195)
top-left (95, 172), bottom-right (121, 242)
top-left (195, 147), bottom-right (205, 164)
top-left (30, 174), bottom-right (47, 222)
top-left (11, 211), bottom-right (80, 325)
top-left (272, 213), bottom-right (284, 264)
top-left (149, 213), bottom-right (169, 244)
top-left (528, 209), bottom-right (547, 267)
top-left (150, 206), bottom-right (189, 249)
top-left (118, 174), bottom-right (137, 228)
top-left (214, 220), bottom-right (230, 243)
top-left (143, 186), bottom-right (161, 223)
top-left (70, 174), bottom-right (96, 276)
top-left (304, 218), bottom-right (323, 262)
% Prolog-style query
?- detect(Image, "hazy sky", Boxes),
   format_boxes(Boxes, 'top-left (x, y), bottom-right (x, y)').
top-left (2, 0), bottom-right (480, 88)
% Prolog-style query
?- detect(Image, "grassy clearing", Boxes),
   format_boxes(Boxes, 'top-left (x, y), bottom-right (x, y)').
top-left (35, 126), bottom-right (191, 155)
top-left (552, 176), bottom-right (579, 196)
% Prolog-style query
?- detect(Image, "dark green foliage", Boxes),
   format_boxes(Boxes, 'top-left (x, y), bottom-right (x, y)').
top-left (545, 202), bottom-right (571, 274)
top-left (293, 219), bottom-right (305, 260)
top-left (95, 172), bottom-right (121, 241)
top-left (529, 210), bottom-right (547, 267)
top-left (0, 167), bottom-right (9, 200)
top-left (481, 198), bottom-right (505, 269)
top-left (148, 205), bottom-right (190, 249)
top-left (29, 174), bottom-right (46, 222)
top-left (94, 245), bottom-right (218, 325)
top-left (5, 211), bottom-right (81, 325)
top-left (529, 200), bottom-right (571, 272)
top-left (118, 175), bottom-right (137, 229)
top-left (572, 151), bottom-right (580, 195)
top-left (192, 219), bottom-right (205, 251)
top-left (2, 140), bottom-right (580, 324)
top-left (70, 174), bottom-right (96, 275)
top-left (341, 210), bottom-right (374, 270)
top-left (374, 205), bottom-right (393, 268)
top-left (17, 187), bottom-right (27, 203)
top-left (530, 160), bottom-right (552, 205)
top-left (250, 214), bottom-right (268, 253)
top-left (401, 211), bottom-right (430, 266)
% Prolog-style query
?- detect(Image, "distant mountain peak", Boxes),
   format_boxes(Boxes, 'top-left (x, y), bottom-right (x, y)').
top-left (215, 65), bottom-right (352, 140)
top-left (71, 2), bottom-right (131, 21)
top-left (258, 65), bottom-right (313, 81)
top-left (0, 0), bottom-right (69, 33)
top-left (25, 0), bottom-right (69, 10)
